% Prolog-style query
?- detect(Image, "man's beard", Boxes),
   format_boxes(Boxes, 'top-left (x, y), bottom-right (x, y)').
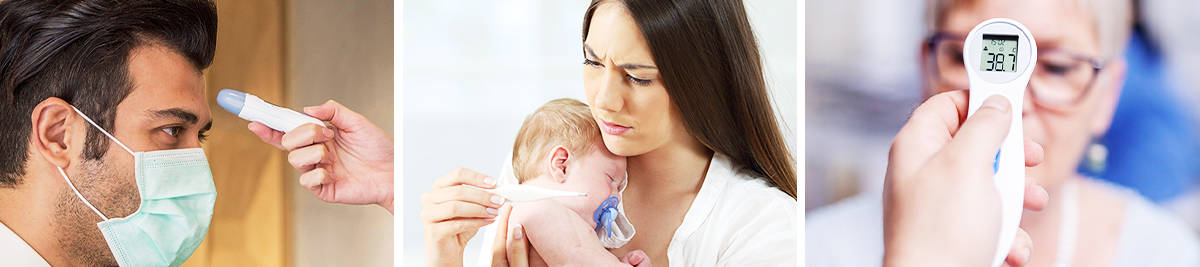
top-left (54, 158), bottom-right (138, 267)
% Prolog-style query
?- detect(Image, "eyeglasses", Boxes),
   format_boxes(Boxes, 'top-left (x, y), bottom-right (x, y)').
top-left (925, 32), bottom-right (1104, 111)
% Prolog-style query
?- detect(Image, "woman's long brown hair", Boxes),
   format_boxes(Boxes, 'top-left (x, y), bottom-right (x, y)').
top-left (583, 0), bottom-right (797, 199)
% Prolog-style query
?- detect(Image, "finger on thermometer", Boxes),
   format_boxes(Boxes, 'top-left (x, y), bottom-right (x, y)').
top-left (281, 123), bottom-right (333, 150)
top-left (287, 144), bottom-right (327, 171)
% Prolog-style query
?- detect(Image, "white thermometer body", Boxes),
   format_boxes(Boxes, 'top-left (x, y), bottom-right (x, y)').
top-left (963, 18), bottom-right (1035, 267)
top-left (216, 88), bottom-right (325, 133)
top-left (463, 184), bottom-right (587, 203)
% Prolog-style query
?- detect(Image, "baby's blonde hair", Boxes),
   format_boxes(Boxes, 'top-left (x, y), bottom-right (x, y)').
top-left (512, 98), bottom-right (600, 183)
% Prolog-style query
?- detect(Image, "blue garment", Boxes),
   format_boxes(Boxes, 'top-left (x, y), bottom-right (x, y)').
top-left (1080, 28), bottom-right (1200, 202)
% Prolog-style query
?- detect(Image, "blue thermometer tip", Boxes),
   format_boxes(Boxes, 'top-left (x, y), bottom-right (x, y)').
top-left (216, 88), bottom-right (246, 115)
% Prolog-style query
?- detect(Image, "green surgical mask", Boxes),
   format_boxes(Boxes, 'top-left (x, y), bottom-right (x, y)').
top-left (56, 106), bottom-right (216, 267)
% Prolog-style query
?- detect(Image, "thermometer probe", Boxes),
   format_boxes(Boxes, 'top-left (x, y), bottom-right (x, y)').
top-left (964, 18), bottom-right (1036, 267)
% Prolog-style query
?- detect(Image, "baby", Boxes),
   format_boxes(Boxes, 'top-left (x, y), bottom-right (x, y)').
top-left (506, 98), bottom-right (649, 267)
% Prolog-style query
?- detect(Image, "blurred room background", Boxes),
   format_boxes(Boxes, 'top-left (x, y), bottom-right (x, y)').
top-left (402, 0), bottom-right (796, 265)
top-left (187, 0), bottom-right (393, 266)
top-left (805, 0), bottom-right (1200, 231)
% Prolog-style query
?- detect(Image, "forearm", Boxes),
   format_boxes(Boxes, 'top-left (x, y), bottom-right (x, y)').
top-left (424, 240), bottom-right (464, 267)
top-left (530, 234), bottom-right (627, 267)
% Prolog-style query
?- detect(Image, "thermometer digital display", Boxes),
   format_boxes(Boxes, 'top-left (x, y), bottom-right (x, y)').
top-left (980, 34), bottom-right (1019, 72)
top-left (963, 18), bottom-right (1036, 267)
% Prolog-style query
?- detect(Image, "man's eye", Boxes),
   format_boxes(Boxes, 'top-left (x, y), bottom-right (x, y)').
top-left (162, 126), bottom-right (181, 137)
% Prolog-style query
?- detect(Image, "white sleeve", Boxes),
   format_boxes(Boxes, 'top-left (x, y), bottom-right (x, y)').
top-left (470, 223), bottom-right (498, 267)
top-left (714, 198), bottom-right (799, 266)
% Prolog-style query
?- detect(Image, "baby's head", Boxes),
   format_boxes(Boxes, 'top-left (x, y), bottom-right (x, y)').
top-left (512, 98), bottom-right (627, 226)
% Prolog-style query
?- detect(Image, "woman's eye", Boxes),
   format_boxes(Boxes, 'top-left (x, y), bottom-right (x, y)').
top-left (627, 75), bottom-right (651, 85)
top-left (583, 58), bottom-right (603, 67)
top-left (1043, 63), bottom-right (1072, 76)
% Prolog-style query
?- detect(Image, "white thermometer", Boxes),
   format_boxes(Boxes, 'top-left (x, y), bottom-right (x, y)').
top-left (964, 18), bottom-right (1035, 267)
top-left (216, 88), bottom-right (325, 133)
top-left (464, 184), bottom-right (587, 203)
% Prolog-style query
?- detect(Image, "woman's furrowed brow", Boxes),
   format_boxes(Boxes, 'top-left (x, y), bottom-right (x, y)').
top-left (584, 43), bottom-right (656, 70)
top-left (584, 44), bottom-right (600, 59)
top-left (617, 63), bottom-right (656, 70)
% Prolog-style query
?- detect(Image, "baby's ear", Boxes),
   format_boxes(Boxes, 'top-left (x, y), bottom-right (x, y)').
top-left (546, 146), bottom-right (570, 183)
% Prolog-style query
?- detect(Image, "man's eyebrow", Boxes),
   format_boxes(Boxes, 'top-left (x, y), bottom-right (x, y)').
top-left (147, 108), bottom-right (198, 124)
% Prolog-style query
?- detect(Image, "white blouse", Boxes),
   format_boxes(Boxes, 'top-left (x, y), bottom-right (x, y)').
top-left (664, 153), bottom-right (799, 266)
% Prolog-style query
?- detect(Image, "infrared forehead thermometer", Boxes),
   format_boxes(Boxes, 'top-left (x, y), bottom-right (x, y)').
top-left (964, 18), bottom-right (1035, 267)
top-left (216, 89), bottom-right (324, 133)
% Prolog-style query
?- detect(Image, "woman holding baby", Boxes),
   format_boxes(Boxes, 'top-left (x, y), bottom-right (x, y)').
top-left (420, 0), bottom-right (798, 266)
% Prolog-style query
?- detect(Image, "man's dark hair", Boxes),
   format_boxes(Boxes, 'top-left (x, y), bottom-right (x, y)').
top-left (0, 0), bottom-right (217, 187)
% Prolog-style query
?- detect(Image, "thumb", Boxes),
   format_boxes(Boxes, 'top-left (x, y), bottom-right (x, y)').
top-left (303, 100), bottom-right (368, 131)
top-left (944, 95), bottom-right (1013, 163)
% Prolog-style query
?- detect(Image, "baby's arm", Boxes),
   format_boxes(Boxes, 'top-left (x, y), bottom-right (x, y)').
top-left (509, 200), bottom-right (631, 267)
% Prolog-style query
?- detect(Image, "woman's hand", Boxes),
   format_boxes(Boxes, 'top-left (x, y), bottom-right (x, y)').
top-left (421, 168), bottom-right (506, 267)
top-left (249, 100), bottom-right (395, 212)
top-left (491, 204), bottom-right (530, 267)
top-left (883, 91), bottom-right (1049, 267)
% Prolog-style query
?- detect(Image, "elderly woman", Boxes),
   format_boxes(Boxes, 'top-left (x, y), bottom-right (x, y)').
top-left (808, 0), bottom-right (1200, 266)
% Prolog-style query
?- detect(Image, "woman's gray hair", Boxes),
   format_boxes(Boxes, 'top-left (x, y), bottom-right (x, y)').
top-left (926, 0), bottom-right (1133, 61)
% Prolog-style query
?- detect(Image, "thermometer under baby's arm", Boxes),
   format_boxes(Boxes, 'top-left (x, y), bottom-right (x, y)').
top-left (464, 184), bottom-right (588, 202)
top-left (216, 88), bottom-right (325, 133)
top-left (963, 18), bottom-right (1035, 267)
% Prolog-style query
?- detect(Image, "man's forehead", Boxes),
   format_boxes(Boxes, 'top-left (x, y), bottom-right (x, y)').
top-left (121, 45), bottom-right (211, 121)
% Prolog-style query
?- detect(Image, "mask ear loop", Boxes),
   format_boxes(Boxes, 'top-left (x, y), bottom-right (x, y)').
top-left (57, 167), bottom-right (109, 221)
top-left (56, 105), bottom-right (137, 221)
top-left (69, 106), bottom-right (134, 155)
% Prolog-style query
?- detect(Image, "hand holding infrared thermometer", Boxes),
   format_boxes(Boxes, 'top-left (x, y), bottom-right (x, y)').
top-left (964, 18), bottom-right (1034, 267)
top-left (217, 88), bottom-right (325, 133)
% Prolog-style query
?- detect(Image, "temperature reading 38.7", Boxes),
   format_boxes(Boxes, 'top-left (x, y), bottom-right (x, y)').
top-left (980, 34), bottom-right (1018, 72)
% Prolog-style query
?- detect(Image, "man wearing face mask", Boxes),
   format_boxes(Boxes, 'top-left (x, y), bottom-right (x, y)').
top-left (0, 0), bottom-right (219, 266)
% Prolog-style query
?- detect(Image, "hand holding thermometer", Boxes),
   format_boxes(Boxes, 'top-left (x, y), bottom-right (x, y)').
top-left (963, 18), bottom-right (1035, 267)
top-left (463, 184), bottom-right (587, 203)
top-left (216, 89), bottom-right (325, 133)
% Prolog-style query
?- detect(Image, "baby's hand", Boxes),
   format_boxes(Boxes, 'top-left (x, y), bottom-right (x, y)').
top-left (620, 250), bottom-right (651, 267)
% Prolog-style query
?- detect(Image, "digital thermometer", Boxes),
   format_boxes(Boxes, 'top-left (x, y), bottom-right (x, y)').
top-left (463, 184), bottom-right (587, 202)
top-left (964, 18), bottom-right (1035, 267)
top-left (216, 88), bottom-right (325, 133)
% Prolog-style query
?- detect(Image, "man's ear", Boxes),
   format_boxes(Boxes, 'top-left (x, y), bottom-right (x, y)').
top-left (1089, 59), bottom-right (1126, 136)
top-left (30, 97), bottom-right (77, 169)
top-left (545, 146), bottom-right (570, 183)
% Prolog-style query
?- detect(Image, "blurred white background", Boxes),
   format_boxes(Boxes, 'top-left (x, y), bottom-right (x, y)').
top-left (402, 0), bottom-right (796, 265)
